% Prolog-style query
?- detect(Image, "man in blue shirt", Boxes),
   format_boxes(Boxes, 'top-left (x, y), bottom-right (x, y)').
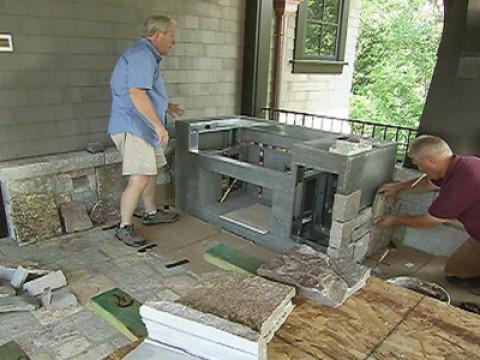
top-left (108, 15), bottom-right (183, 247)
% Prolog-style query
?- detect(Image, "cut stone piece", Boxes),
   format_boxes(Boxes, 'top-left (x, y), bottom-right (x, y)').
top-left (177, 271), bottom-right (295, 341)
top-left (352, 222), bottom-right (371, 242)
top-left (0, 294), bottom-right (39, 313)
top-left (332, 190), bottom-right (361, 222)
top-left (41, 287), bottom-right (52, 308)
top-left (353, 206), bottom-right (372, 229)
top-left (141, 300), bottom-right (265, 360)
top-left (89, 199), bottom-right (119, 225)
top-left (23, 270), bottom-right (67, 296)
top-left (50, 290), bottom-right (78, 308)
top-left (257, 245), bottom-right (371, 308)
top-left (60, 202), bottom-right (93, 233)
top-left (10, 266), bottom-right (29, 289)
top-left (354, 232), bottom-right (371, 262)
top-left (329, 219), bottom-right (355, 249)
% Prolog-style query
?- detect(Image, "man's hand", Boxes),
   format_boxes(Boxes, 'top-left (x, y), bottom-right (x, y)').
top-left (155, 124), bottom-right (169, 145)
top-left (375, 215), bottom-right (397, 228)
top-left (168, 103), bottom-right (185, 118)
top-left (377, 182), bottom-right (403, 198)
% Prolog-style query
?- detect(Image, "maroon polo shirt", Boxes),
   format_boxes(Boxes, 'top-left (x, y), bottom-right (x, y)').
top-left (429, 155), bottom-right (480, 241)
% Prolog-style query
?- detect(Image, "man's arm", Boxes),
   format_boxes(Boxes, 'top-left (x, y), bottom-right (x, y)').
top-left (377, 213), bottom-right (447, 229)
top-left (129, 88), bottom-right (169, 145)
top-left (378, 177), bottom-right (438, 198)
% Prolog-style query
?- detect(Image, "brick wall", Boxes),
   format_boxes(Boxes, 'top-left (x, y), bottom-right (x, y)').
top-left (0, 0), bottom-right (246, 161)
top-left (267, 0), bottom-right (361, 118)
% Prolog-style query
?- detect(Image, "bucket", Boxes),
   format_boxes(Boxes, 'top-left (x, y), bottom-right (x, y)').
top-left (386, 276), bottom-right (451, 304)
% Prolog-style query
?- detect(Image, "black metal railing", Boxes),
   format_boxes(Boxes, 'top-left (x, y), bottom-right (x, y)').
top-left (262, 108), bottom-right (418, 163)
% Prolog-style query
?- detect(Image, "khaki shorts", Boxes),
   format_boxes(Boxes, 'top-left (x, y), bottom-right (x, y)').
top-left (111, 133), bottom-right (167, 176)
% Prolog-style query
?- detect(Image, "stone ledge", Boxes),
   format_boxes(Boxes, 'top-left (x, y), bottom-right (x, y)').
top-left (0, 151), bottom-right (105, 181)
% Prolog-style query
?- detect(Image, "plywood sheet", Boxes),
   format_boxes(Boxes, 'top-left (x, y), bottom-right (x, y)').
top-left (275, 278), bottom-right (423, 360)
top-left (220, 203), bottom-right (272, 234)
top-left (370, 297), bottom-right (480, 359)
top-left (268, 337), bottom-right (317, 360)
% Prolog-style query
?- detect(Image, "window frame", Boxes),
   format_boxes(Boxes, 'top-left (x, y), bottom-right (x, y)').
top-left (292, 0), bottom-right (351, 74)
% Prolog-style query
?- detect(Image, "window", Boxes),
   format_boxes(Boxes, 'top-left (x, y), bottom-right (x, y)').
top-left (293, 0), bottom-right (350, 73)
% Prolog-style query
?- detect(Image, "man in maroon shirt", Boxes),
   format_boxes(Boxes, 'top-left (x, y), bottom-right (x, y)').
top-left (377, 135), bottom-right (480, 285)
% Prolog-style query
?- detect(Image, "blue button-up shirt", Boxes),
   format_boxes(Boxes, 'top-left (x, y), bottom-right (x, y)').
top-left (108, 37), bottom-right (168, 148)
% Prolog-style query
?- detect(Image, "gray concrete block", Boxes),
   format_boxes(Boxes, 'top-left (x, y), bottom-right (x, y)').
top-left (23, 270), bottom-right (67, 296)
top-left (332, 189), bottom-right (361, 222)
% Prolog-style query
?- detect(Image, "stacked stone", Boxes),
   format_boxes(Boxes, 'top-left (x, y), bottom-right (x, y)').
top-left (0, 148), bottom-right (170, 245)
top-left (327, 189), bottom-right (373, 262)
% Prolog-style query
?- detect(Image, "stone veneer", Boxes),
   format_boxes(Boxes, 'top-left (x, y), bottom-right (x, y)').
top-left (0, 146), bottom-right (172, 246)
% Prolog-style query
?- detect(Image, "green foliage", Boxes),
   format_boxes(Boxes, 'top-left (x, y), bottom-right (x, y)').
top-left (350, 0), bottom-right (443, 128)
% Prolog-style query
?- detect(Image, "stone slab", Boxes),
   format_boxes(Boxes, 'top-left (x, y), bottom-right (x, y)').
top-left (257, 245), bottom-right (370, 308)
top-left (0, 294), bottom-right (39, 313)
top-left (60, 203), bottom-right (93, 233)
top-left (23, 270), bottom-right (67, 296)
top-left (0, 151), bottom-right (104, 181)
top-left (9, 193), bottom-right (62, 245)
top-left (141, 300), bottom-right (265, 360)
top-left (177, 271), bottom-right (295, 337)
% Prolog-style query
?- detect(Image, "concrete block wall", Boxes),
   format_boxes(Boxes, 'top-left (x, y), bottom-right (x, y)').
top-left (0, 0), bottom-right (246, 161)
top-left (267, 0), bottom-right (361, 118)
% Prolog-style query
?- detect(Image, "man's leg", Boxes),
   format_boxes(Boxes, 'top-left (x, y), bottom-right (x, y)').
top-left (140, 162), bottom-right (178, 225)
top-left (141, 176), bottom-right (157, 214)
top-left (444, 237), bottom-right (480, 287)
top-left (121, 175), bottom-right (152, 225)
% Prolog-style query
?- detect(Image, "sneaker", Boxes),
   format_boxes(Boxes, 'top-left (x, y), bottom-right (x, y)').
top-left (143, 208), bottom-right (179, 225)
top-left (115, 225), bottom-right (146, 247)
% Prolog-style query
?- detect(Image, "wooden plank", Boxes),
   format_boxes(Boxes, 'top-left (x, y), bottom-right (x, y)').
top-left (275, 278), bottom-right (423, 360)
top-left (370, 297), bottom-right (480, 359)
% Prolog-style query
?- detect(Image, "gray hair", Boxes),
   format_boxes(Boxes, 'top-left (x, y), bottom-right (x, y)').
top-left (143, 15), bottom-right (176, 37)
top-left (408, 135), bottom-right (452, 159)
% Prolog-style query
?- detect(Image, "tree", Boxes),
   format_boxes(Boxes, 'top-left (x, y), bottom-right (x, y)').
top-left (350, 0), bottom-right (443, 128)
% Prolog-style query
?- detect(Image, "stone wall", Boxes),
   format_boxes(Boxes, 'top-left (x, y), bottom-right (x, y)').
top-left (0, 0), bottom-right (246, 161)
top-left (0, 147), bottom-right (171, 245)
